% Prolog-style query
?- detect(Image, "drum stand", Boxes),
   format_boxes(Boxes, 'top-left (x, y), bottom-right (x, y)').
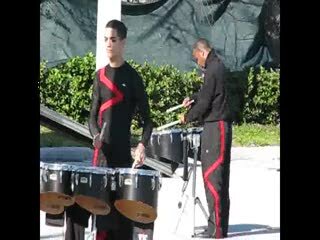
top-left (86, 214), bottom-right (97, 240)
top-left (174, 133), bottom-right (209, 238)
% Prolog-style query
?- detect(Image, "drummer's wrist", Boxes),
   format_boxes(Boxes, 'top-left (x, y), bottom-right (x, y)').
top-left (137, 142), bottom-right (145, 149)
top-left (93, 133), bottom-right (100, 140)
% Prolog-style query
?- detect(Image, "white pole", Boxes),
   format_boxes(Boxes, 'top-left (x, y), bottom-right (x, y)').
top-left (96, 0), bottom-right (122, 71)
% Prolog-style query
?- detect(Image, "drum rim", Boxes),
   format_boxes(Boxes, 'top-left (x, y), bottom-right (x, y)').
top-left (73, 166), bottom-right (115, 174)
top-left (40, 162), bottom-right (74, 171)
top-left (152, 128), bottom-right (183, 135)
top-left (186, 127), bottom-right (203, 133)
top-left (116, 168), bottom-right (161, 177)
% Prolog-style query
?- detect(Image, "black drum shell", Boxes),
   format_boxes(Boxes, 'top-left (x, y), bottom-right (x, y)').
top-left (147, 131), bottom-right (184, 163)
top-left (40, 169), bottom-right (72, 196)
top-left (72, 171), bottom-right (112, 204)
top-left (116, 172), bottom-right (159, 210)
top-left (187, 128), bottom-right (203, 160)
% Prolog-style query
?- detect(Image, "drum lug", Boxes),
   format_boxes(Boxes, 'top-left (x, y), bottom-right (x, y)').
top-left (135, 174), bottom-right (138, 188)
top-left (103, 174), bottom-right (108, 188)
top-left (42, 169), bottom-right (48, 183)
top-left (170, 133), bottom-right (173, 143)
top-left (119, 174), bottom-right (123, 187)
top-left (75, 173), bottom-right (79, 185)
top-left (89, 174), bottom-right (92, 188)
top-left (158, 176), bottom-right (162, 190)
top-left (59, 170), bottom-right (63, 183)
top-left (71, 173), bottom-right (74, 192)
top-left (157, 135), bottom-right (160, 145)
top-left (151, 175), bottom-right (155, 190)
top-left (187, 132), bottom-right (193, 149)
top-left (111, 176), bottom-right (116, 191)
top-left (193, 134), bottom-right (200, 148)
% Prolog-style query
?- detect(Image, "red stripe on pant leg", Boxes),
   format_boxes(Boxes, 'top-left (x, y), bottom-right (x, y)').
top-left (203, 121), bottom-right (225, 238)
top-left (92, 148), bottom-right (99, 167)
top-left (96, 230), bottom-right (108, 240)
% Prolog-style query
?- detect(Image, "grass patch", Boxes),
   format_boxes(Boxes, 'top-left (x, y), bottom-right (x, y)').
top-left (40, 124), bottom-right (280, 148)
top-left (233, 124), bottom-right (280, 146)
top-left (40, 126), bottom-right (88, 147)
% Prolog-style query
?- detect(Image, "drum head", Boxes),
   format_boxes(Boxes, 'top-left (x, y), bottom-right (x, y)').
top-left (153, 128), bottom-right (183, 135)
top-left (40, 192), bottom-right (74, 207)
top-left (117, 168), bottom-right (160, 177)
top-left (74, 195), bottom-right (111, 215)
top-left (40, 198), bottom-right (64, 215)
top-left (114, 199), bottom-right (157, 224)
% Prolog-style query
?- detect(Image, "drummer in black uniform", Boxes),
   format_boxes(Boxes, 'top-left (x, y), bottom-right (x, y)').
top-left (180, 38), bottom-right (233, 239)
top-left (65, 19), bottom-right (154, 240)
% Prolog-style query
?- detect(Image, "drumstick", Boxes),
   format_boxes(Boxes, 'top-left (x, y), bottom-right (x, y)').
top-left (99, 122), bottom-right (107, 141)
top-left (131, 153), bottom-right (141, 169)
top-left (156, 120), bottom-right (180, 131)
top-left (92, 122), bottom-right (107, 167)
top-left (131, 161), bottom-right (138, 169)
top-left (166, 100), bottom-right (194, 113)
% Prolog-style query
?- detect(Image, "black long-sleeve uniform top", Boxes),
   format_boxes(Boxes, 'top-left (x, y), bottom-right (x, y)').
top-left (88, 62), bottom-right (153, 147)
top-left (186, 50), bottom-right (232, 123)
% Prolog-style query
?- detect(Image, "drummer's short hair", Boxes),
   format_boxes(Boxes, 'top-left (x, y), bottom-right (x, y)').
top-left (106, 20), bottom-right (127, 40)
top-left (192, 38), bottom-right (212, 52)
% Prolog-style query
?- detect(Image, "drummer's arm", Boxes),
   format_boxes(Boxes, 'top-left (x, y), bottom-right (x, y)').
top-left (88, 74), bottom-right (101, 138)
top-left (134, 73), bottom-right (153, 147)
top-left (186, 69), bottom-right (216, 123)
top-left (132, 73), bottom-right (153, 168)
top-left (190, 92), bottom-right (199, 102)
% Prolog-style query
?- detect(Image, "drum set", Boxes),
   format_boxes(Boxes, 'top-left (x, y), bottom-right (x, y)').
top-left (40, 162), bottom-right (162, 237)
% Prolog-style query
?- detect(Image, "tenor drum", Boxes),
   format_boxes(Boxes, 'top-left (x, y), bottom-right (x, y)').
top-left (114, 168), bottom-right (161, 224)
top-left (186, 127), bottom-right (203, 159)
top-left (73, 166), bottom-right (115, 215)
top-left (40, 162), bottom-right (74, 214)
top-left (147, 128), bottom-right (184, 163)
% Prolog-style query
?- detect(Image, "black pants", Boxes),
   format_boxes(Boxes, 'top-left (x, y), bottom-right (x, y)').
top-left (64, 142), bottom-right (154, 240)
top-left (200, 121), bottom-right (232, 238)
top-left (64, 203), bottom-right (91, 240)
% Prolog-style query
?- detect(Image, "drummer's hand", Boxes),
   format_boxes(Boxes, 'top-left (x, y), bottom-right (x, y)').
top-left (133, 143), bottom-right (145, 168)
top-left (179, 114), bottom-right (187, 124)
top-left (93, 133), bottom-right (102, 149)
top-left (98, 158), bottom-right (107, 168)
top-left (182, 97), bottom-right (193, 108)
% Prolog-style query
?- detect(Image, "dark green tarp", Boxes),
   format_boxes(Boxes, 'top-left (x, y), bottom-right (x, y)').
top-left (40, 0), bottom-right (279, 71)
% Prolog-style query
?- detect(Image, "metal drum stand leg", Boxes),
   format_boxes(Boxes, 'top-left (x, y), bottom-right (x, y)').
top-left (86, 214), bottom-right (97, 240)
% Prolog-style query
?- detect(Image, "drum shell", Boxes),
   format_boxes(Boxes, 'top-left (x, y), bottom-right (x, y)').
top-left (72, 171), bottom-right (112, 204)
top-left (116, 172), bottom-right (159, 210)
top-left (147, 130), bottom-right (184, 163)
top-left (40, 169), bottom-right (72, 196)
top-left (187, 128), bottom-right (203, 160)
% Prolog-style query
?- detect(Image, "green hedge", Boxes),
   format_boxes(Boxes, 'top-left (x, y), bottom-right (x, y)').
top-left (127, 60), bottom-right (202, 128)
top-left (226, 66), bottom-right (280, 124)
top-left (40, 53), bottom-right (96, 123)
top-left (40, 52), bottom-right (280, 127)
top-left (243, 67), bottom-right (280, 124)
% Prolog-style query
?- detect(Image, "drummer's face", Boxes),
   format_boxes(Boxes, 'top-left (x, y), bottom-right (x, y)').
top-left (104, 27), bottom-right (126, 60)
top-left (192, 49), bottom-right (206, 69)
